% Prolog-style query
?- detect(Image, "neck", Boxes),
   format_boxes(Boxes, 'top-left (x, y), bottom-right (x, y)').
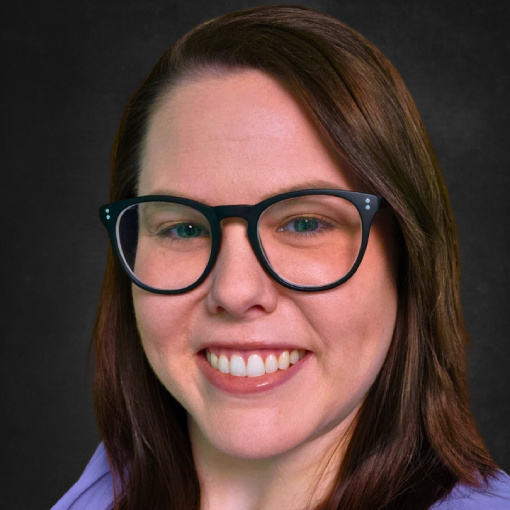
top-left (189, 415), bottom-right (353, 510)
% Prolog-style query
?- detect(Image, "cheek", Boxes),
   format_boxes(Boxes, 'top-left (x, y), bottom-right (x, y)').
top-left (353, 245), bottom-right (398, 373)
top-left (313, 281), bottom-right (396, 362)
top-left (134, 287), bottom-right (193, 342)
top-left (134, 294), bottom-right (173, 351)
top-left (132, 288), bottom-right (197, 391)
top-left (307, 228), bottom-right (398, 384)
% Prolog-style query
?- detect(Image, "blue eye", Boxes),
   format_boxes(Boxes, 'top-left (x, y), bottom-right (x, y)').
top-left (278, 216), bottom-right (333, 236)
top-left (287, 217), bottom-right (319, 233)
top-left (157, 223), bottom-right (211, 240)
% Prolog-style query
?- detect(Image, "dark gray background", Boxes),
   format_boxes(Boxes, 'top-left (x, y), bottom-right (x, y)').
top-left (1, 1), bottom-right (509, 508)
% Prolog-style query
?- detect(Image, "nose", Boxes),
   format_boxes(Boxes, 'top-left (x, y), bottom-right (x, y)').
top-left (205, 218), bottom-right (278, 318)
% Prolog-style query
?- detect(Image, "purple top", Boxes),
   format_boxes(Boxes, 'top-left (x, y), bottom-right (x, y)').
top-left (52, 443), bottom-right (510, 509)
top-left (51, 444), bottom-right (114, 510)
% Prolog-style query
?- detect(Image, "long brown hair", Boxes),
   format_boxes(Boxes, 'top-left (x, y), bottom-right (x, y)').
top-left (92, 6), bottom-right (498, 509)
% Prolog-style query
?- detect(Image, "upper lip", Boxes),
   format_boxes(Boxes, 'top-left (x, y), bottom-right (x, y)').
top-left (196, 339), bottom-right (308, 353)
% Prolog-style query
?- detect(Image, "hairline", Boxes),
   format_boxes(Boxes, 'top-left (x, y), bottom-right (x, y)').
top-left (137, 63), bottom-right (368, 197)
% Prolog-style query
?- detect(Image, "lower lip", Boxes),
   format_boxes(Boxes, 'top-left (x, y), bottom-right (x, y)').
top-left (196, 350), bottom-right (311, 395)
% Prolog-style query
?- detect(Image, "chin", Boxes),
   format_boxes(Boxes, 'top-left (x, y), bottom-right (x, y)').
top-left (191, 411), bottom-right (313, 460)
top-left (214, 431), bottom-right (304, 460)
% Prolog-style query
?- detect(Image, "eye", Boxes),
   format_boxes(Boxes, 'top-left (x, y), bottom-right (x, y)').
top-left (156, 222), bottom-right (211, 240)
top-left (277, 216), bottom-right (334, 236)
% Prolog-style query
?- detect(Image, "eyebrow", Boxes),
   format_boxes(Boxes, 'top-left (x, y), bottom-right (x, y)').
top-left (260, 180), bottom-right (349, 201)
top-left (145, 179), bottom-right (349, 204)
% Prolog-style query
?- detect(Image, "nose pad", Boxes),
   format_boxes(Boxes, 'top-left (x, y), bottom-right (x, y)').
top-left (205, 218), bottom-right (278, 316)
top-left (213, 218), bottom-right (260, 277)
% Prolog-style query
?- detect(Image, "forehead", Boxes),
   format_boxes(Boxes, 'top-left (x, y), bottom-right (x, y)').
top-left (139, 69), bottom-right (355, 204)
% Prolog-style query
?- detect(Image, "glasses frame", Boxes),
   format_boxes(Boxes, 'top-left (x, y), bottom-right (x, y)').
top-left (100, 189), bottom-right (387, 294)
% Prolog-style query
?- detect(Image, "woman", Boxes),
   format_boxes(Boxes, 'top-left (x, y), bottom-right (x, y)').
top-left (53, 5), bottom-right (510, 510)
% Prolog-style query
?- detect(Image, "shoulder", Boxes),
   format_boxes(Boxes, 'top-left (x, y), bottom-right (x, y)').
top-left (51, 443), bottom-right (115, 510)
top-left (431, 471), bottom-right (510, 509)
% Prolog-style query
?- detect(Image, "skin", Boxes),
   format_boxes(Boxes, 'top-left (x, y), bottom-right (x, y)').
top-left (134, 70), bottom-right (398, 510)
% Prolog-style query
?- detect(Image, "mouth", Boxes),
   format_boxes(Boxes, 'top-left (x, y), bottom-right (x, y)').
top-left (197, 347), bottom-right (311, 395)
top-left (203, 347), bottom-right (307, 377)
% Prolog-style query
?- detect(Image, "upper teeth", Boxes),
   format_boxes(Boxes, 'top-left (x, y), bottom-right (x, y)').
top-left (206, 349), bottom-right (306, 377)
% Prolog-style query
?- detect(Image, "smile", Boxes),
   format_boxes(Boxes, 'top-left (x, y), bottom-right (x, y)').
top-left (197, 346), bottom-right (311, 395)
top-left (205, 348), bottom-right (307, 377)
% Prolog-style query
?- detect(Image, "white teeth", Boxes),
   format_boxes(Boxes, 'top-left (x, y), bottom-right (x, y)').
top-left (230, 354), bottom-right (247, 376)
top-left (205, 349), bottom-right (307, 377)
top-left (246, 354), bottom-right (265, 377)
top-left (265, 354), bottom-right (278, 374)
top-left (218, 354), bottom-right (229, 374)
top-left (278, 351), bottom-right (290, 370)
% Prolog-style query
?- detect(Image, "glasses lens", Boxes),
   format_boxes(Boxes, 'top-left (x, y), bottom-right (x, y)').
top-left (258, 195), bottom-right (362, 287)
top-left (117, 201), bottom-right (212, 291)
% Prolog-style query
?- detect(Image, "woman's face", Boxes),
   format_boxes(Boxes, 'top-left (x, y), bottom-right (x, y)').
top-left (134, 70), bottom-right (398, 460)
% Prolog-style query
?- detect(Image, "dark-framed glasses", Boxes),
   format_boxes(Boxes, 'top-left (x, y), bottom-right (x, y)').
top-left (100, 189), bottom-right (386, 294)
